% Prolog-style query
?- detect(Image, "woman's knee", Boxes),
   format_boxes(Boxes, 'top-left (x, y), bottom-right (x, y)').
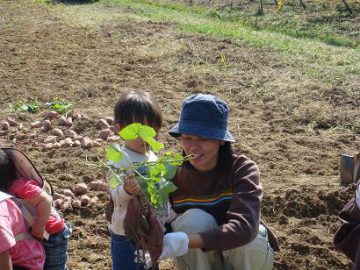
top-left (172, 208), bottom-right (217, 234)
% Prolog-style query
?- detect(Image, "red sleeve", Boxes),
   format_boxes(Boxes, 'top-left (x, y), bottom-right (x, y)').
top-left (8, 179), bottom-right (42, 199)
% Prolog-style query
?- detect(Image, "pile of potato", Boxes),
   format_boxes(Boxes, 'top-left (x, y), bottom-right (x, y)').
top-left (0, 111), bottom-right (120, 149)
top-left (53, 179), bottom-right (108, 212)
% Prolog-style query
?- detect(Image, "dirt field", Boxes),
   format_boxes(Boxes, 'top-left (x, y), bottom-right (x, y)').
top-left (0, 0), bottom-right (359, 269)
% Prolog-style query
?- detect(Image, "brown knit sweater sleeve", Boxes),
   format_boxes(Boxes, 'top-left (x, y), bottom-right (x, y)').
top-left (199, 156), bottom-right (263, 251)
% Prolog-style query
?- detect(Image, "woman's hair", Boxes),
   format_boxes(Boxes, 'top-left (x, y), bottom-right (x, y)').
top-left (114, 90), bottom-right (163, 130)
top-left (218, 142), bottom-right (234, 169)
top-left (0, 149), bottom-right (17, 191)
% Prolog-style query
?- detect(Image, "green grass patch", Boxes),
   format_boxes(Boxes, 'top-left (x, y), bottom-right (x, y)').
top-left (48, 0), bottom-right (360, 82)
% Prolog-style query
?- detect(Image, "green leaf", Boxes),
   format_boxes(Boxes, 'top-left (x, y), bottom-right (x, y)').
top-left (148, 163), bottom-right (167, 181)
top-left (108, 174), bottom-right (122, 189)
top-left (45, 99), bottom-right (72, 114)
top-left (164, 163), bottom-right (177, 180)
top-left (119, 123), bottom-right (141, 140)
top-left (138, 125), bottom-right (156, 139)
top-left (143, 137), bottom-right (164, 153)
top-left (147, 181), bottom-right (158, 206)
top-left (169, 152), bottom-right (184, 166)
top-left (105, 144), bottom-right (123, 163)
top-left (158, 181), bottom-right (177, 206)
top-left (11, 100), bottom-right (40, 114)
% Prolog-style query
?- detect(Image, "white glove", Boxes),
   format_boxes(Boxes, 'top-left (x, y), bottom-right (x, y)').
top-left (133, 250), bottom-right (152, 269)
top-left (159, 232), bottom-right (189, 260)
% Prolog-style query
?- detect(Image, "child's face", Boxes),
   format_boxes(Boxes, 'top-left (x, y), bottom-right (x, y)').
top-left (125, 137), bottom-right (147, 154)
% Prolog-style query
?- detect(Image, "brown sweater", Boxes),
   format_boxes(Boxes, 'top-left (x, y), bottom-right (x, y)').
top-left (170, 154), bottom-right (263, 251)
top-left (334, 195), bottom-right (360, 269)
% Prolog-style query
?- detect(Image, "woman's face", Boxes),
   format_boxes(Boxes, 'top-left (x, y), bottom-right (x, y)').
top-left (180, 134), bottom-right (224, 172)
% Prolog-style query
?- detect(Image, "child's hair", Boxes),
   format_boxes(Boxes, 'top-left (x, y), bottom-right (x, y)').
top-left (114, 90), bottom-right (163, 130)
top-left (0, 149), bottom-right (17, 191)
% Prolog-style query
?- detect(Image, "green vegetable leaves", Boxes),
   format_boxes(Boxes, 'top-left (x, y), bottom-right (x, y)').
top-left (105, 122), bottom-right (188, 209)
top-left (119, 123), bottom-right (164, 153)
top-left (11, 100), bottom-right (40, 114)
top-left (45, 99), bottom-right (72, 114)
top-left (11, 98), bottom-right (72, 115)
top-left (105, 144), bottom-right (123, 163)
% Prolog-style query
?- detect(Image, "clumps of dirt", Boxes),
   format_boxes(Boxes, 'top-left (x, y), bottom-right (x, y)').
top-left (262, 184), bottom-right (354, 270)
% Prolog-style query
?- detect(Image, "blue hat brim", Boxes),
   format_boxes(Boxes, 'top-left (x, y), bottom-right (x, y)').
top-left (169, 122), bottom-right (235, 142)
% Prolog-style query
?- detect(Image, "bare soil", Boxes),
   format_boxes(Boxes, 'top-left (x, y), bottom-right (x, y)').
top-left (0, 1), bottom-right (359, 269)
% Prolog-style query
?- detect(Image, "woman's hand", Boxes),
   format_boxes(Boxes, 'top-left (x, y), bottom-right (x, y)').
top-left (124, 177), bottom-right (141, 195)
top-left (159, 232), bottom-right (189, 260)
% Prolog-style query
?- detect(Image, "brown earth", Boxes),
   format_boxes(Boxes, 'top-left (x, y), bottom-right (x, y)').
top-left (0, 1), bottom-right (359, 269)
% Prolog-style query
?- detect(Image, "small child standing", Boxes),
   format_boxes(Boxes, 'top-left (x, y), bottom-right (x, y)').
top-left (0, 149), bottom-right (72, 270)
top-left (108, 90), bottom-right (164, 270)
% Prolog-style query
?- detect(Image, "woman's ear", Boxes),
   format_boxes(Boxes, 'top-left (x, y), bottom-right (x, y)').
top-left (220, 140), bottom-right (225, 146)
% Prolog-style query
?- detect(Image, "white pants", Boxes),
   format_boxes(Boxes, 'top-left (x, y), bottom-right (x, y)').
top-left (171, 209), bottom-right (274, 270)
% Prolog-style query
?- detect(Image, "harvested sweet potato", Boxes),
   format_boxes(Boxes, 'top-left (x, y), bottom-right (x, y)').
top-left (42, 120), bottom-right (52, 131)
top-left (60, 197), bottom-right (72, 212)
top-left (52, 128), bottom-right (64, 137)
top-left (88, 180), bottom-right (108, 192)
top-left (99, 128), bottom-right (112, 140)
top-left (81, 136), bottom-right (93, 149)
top-left (58, 116), bottom-right (67, 126)
top-left (54, 198), bottom-right (64, 208)
top-left (124, 195), bottom-right (163, 268)
top-left (63, 189), bottom-right (75, 198)
top-left (72, 199), bottom-right (81, 209)
top-left (73, 183), bottom-right (88, 195)
top-left (44, 111), bottom-right (58, 120)
top-left (30, 121), bottom-right (41, 128)
top-left (80, 195), bottom-right (91, 206)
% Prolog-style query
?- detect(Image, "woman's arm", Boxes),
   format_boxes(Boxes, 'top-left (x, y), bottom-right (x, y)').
top-left (0, 250), bottom-right (12, 270)
top-left (200, 157), bottom-right (262, 251)
top-left (188, 234), bottom-right (205, 249)
top-left (26, 191), bottom-right (52, 239)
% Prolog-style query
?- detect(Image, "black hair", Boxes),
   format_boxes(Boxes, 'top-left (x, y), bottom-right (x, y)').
top-left (114, 90), bottom-right (163, 130)
top-left (0, 149), bottom-right (17, 191)
top-left (217, 142), bottom-right (234, 169)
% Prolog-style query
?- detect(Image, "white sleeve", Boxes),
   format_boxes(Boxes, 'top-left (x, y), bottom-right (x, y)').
top-left (111, 184), bottom-right (133, 205)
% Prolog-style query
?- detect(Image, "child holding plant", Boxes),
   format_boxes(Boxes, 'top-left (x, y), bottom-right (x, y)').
top-left (107, 90), bottom-right (189, 270)
top-left (0, 149), bottom-right (72, 270)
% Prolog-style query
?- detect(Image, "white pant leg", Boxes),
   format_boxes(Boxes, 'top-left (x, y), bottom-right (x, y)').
top-left (223, 224), bottom-right (274, 270)
top-left (171, 209), bottom-right (274, 270)
top-left (171, 208), bottom-right (221, 270)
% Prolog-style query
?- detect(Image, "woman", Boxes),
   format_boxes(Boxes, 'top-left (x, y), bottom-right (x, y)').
top-left (163, 93), bottom-right (279, 270)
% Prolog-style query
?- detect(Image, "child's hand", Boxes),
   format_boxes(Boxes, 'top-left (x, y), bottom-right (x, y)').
top-left (31, 222), bottom-right (46, 239)
top-left (124, 177), bottom-right (141, 195)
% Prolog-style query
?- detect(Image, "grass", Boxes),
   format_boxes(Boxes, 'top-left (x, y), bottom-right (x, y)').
top-left (78, 0), bottom-right (359, 83)
top-left (35, 0), bottom-right (359, 134)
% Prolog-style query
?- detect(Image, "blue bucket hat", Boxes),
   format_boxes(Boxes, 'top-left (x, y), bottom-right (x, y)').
top-left (169, 94), bottom-right (235, 142)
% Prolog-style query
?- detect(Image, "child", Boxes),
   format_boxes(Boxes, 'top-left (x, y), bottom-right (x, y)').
top-left (0, 149), bottom-right (72, 270)
top-left (0, 191), bottom-right (45, 270)
top-left (108, 90), bottom-right (164, 270)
